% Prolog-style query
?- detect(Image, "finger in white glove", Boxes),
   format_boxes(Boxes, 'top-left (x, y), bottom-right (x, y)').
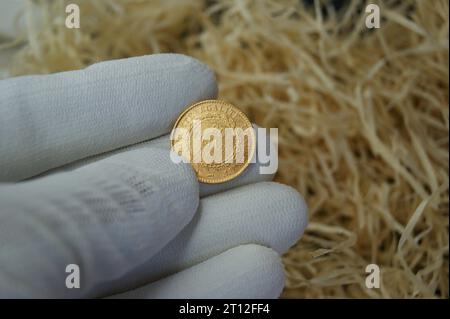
top-left (44, 124), bottom-right (277, 198)
top-left (0, 148), bottom-right (198, 298)
top-left (102, 181), bottom-right (307, 296)
top-left (110, 244), bottom-right (285, 299)
top-left (0, 54), bottom-right (217, 181)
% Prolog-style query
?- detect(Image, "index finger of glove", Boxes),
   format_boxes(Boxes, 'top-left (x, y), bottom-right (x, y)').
top-left (0, 54), bottom-right (217, 181)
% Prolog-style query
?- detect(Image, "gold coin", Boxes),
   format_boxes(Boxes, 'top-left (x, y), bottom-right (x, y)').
top-left (171, 100), bottom-right (255, 184)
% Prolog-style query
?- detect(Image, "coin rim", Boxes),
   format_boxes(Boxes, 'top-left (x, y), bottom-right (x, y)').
top-left (171, 99), bottom-right (256, 184)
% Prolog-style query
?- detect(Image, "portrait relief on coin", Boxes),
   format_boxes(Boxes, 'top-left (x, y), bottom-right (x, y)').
top-left (171, 100), bottom-right (255, 184)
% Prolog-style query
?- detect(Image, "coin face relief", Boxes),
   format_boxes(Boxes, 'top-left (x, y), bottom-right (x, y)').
top-left (171, 100), bottom-right (255, 184)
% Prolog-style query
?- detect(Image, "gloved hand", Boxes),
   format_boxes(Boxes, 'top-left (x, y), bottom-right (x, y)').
top-left (0, 54), bottom-right (308, 298)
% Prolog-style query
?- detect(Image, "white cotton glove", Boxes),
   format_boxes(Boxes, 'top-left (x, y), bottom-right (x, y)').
top-left (0, 54), bottom-right (308, 299)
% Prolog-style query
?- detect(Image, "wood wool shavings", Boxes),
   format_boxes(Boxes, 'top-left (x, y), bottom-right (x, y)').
top-left (3, 0), bottom-right (448, 298)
